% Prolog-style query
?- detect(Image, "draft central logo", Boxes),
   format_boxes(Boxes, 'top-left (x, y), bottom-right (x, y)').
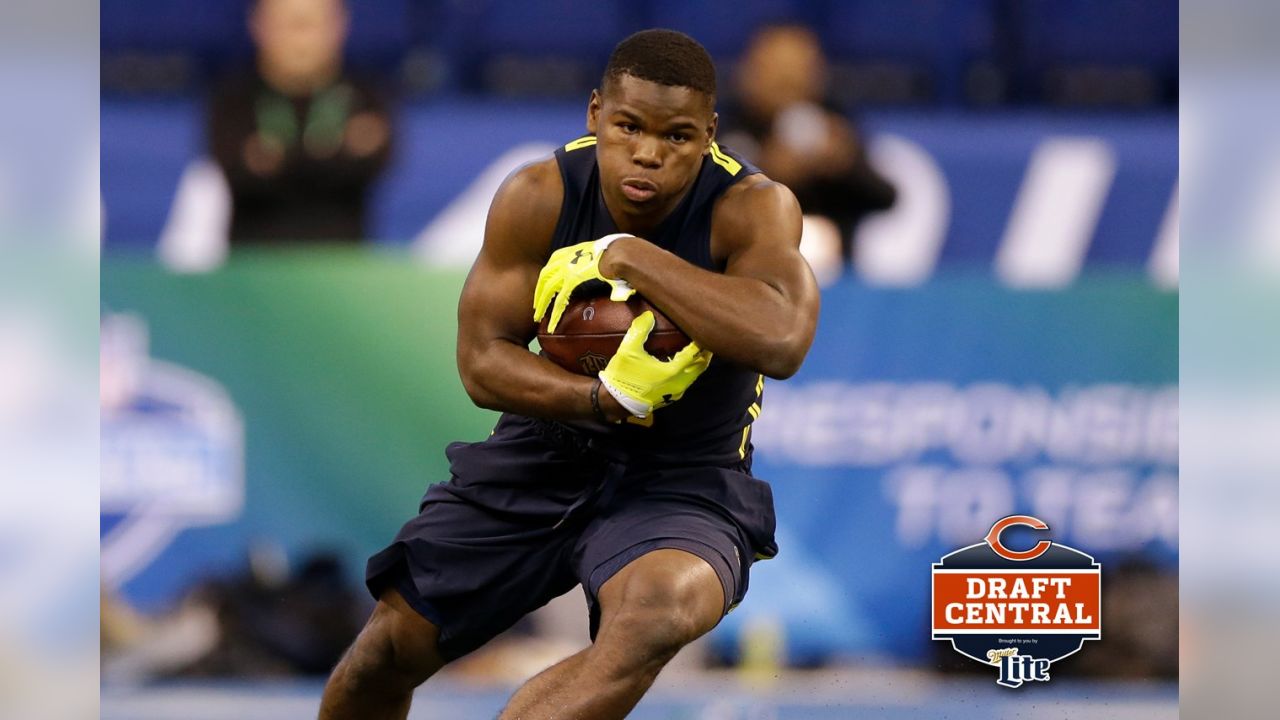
top-left (931, 515), bottom-right (1101, 687)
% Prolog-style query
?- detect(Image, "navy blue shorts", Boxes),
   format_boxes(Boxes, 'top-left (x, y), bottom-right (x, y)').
top-left (366, 414), bottom-right (778, 661)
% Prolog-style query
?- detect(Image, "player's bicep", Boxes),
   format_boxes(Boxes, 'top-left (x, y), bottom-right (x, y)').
top-left (457, 159), bottom-right (561, 352)
top-left (457, 248), bottom-right (538, 349)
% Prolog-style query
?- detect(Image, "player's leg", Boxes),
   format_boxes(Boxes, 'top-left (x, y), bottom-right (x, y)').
top-left (498, 462), bottom-right (777, 719)
top-left (319, 586), bottom-right (446, 720)
top-left (498, 548), bottom-right (724, 720)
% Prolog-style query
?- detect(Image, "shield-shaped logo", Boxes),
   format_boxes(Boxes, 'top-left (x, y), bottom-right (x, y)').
top-left (577, 351), bottom-right (609, 375)
top-left (932, 515), bottom-right (1101, 688)
top-left (100, 313), bottom-right (245, 591)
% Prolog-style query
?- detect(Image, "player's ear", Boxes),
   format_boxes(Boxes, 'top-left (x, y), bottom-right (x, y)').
top-left (587, 89), bottom-right (602, 134)
top-left (705, 112), bottom-right (718, 153)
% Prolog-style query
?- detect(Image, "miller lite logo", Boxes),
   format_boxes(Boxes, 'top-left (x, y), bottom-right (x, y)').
top-left (932, 515), bottom-right (1101, 688)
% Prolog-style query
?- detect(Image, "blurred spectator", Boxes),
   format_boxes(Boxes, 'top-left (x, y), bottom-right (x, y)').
top-left (209, 0), bottom-right (393, 245)
top-left (720, 25), bottom-right (896, 274)
top-left (102, 548), bottom-right (367, 681)
top-left (175, 549), bottom-right (367, 677)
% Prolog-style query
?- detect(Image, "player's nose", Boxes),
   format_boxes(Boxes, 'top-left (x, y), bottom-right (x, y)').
top-left (631, 137), bottom-right (661, 168)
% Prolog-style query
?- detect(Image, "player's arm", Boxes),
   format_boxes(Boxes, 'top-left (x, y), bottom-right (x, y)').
top-left (455, 159), bottom-right (629, 422)
top-left (599, 176), bottom-right (819, 379)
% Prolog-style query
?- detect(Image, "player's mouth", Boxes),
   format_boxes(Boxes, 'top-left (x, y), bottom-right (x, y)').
top-left (621, 178), bottom-right (658, 202)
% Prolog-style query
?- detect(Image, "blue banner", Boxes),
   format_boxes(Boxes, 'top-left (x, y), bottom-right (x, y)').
top-left (710, 275), bottom-right (1177, 662)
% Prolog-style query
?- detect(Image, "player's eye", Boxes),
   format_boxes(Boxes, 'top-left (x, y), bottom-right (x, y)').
top-left (667, 133), bottom-right (689, 144)
top-left (619, 122), bottom-right (639, 134)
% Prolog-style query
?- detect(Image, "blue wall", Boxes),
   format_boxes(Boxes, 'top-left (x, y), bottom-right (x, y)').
top-left (102, 99), bottom-right (1176, 279)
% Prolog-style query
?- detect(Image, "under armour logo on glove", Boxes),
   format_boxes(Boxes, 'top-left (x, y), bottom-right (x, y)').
top-left (533, 235), bottom-right (636, 331)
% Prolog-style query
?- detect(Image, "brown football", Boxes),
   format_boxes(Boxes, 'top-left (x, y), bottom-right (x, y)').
top-left (538, 294), bottom-right (691, 376)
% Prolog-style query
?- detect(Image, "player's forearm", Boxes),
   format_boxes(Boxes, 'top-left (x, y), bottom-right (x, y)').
top-left (458, 339), bottom-right (627, 422)
top-left (601, 239), bottom-right (813, 378)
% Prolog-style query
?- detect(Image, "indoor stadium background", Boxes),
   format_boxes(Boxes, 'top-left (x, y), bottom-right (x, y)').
top-left (99, 1), bottom-right (1178, 717)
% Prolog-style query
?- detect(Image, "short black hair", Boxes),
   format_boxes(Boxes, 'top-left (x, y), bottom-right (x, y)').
top-left (602, 29), bottom-right (716, 98)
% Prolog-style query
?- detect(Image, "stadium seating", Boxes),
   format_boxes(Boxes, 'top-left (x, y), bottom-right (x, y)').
top-left (1013, 0), bottom-right (1178, 105)
top-left (101, 0), bottom-right (253, 92)
top-left (457, 0), bottom-right (644, 97)
top-left (343, 0), bottom-right (414, 77)
top-left (643, 0), bottom-right (816, 57)
top-left (101, 0), bottom-right (413, 93)
top-left (101, 0), bottom-right (251, 60)
top-left (100, 0), bottom-right (1177, 107)
top-left (818, 0), bottom-right (1001, 105)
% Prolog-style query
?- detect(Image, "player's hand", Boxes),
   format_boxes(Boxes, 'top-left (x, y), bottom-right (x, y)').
top-left (598, 311), bottom-right (713, 419)
top-left (533, 234), bottom-right (635, 331)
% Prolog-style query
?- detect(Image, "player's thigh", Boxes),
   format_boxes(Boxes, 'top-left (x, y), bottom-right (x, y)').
top-left (368, 489), bottom-right (581, 661)
top-left (576, 464), bottom-right (775, 638)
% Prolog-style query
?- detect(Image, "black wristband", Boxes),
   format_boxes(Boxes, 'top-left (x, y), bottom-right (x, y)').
top-left (590, 378), bottom-right (608, 423)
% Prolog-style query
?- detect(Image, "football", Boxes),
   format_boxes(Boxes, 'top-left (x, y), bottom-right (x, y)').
top-left (538, 294), bottom-right (691, 376)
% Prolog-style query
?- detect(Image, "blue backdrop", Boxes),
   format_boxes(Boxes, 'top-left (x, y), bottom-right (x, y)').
top-left (710, 276), bottom-right (1177, 662)
top-left (102, 99), bottom-right (1176, 284)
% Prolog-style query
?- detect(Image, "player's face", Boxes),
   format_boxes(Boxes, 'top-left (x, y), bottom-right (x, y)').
top-left (588, 74), bottom-right (717, 224)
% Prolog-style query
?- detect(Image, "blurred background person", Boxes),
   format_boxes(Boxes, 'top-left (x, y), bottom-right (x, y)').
top-left (720, 24), bottom-right (896, 278)
top-left (208, 0), bottom-right (393, 246)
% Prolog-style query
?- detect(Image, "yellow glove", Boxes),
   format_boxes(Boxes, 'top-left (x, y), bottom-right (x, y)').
top-left (598, 311), bottom-right (713, 419)
top-left (533, 234), bottom-right (635, 332)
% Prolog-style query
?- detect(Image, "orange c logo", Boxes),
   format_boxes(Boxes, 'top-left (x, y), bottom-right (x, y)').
top-left (984, 515), bottom-right (1052, 561)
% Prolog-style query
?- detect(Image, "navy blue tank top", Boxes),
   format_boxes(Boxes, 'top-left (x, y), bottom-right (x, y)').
top-left (531, 135), bottom-right (766, 467)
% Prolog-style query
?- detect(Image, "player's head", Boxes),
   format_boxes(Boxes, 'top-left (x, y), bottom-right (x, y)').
top-left (588, 29), bottom-right (719, 220)
top-left (600, 29), bottom-right (717, 104)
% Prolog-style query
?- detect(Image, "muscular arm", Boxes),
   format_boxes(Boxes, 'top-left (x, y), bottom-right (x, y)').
top-left (456, 158), bottom-right (629, 421)
top-left (599, 176), bottom-right (820, 379)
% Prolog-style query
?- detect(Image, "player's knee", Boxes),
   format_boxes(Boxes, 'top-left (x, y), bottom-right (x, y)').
top-left (603, 570), bottom-right (720, 663)
top-left (609, 599), bottom-right (705, 667)
top-left (341, 598), bottom-right (443, 693)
